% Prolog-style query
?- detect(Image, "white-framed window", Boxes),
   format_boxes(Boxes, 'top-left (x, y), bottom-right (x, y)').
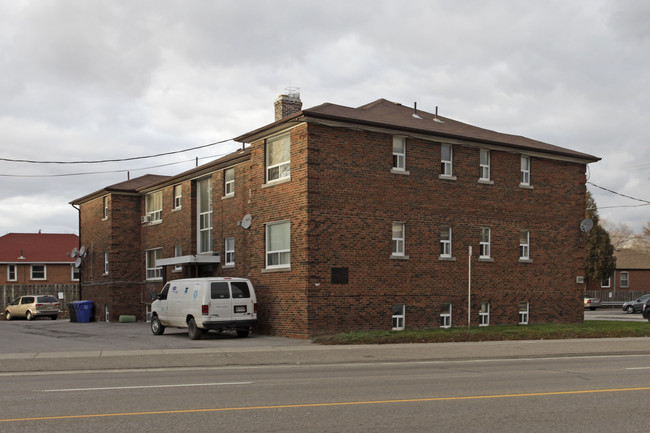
top-left (225, 237), bottom-right (235, 266)
top-left (440, 303), bottom-right (452, 328)
top-left (224, 168), bottom-right (235, 197)
top-left (174, 245), bottom-right (183, 272)
top-left (479, 227), bottom-right (491, 258)
top-left (519, 301), bottom-right (529, 325)
top-left (173, 185), bottom-right (182, 210)
top-left (71, 265), bottom-right (80, 281)
top-left (441, 144), bottom-right (453, 177)
top-left (266, 132), bottom-right (290, 183)
top-left (266, 221), bottom-right (290, 269)
top-left (146, 191), bottom-right (163, 222)
top-left (392, 136), bottom-right (406, 171)
top-left (30, 264), bottom-right (46, 280)
top-left (104, 252), bottom-right (109, 275)
top-left (601, 277), bottom-right (611, 288)
top-left (520, 155), bottom-right (531, 186)
top-left (392, 222), bottom-right (405, 257)
top-left (520, 230), bottom-right (530, 260)
top-left (102, 196), bottom-right (109, 220)
top-left (621, 271), bottom-right (630, 288)
top-left (146, 248), bottom-right (162, 280)
top-left (479, 149), bottom-right (490, 181)
top-left (7, 264), bottom-right (16, 281)
top-left (440, 225), bottom-right (452, 258)
top-left (197, 178), bottom-right (212, 254)
top-left (392, 304), bottom-right (405, 331)
top-left (479, 302), bottom-right (490, 327)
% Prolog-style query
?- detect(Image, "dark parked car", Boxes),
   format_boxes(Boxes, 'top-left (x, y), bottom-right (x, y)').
top-left (622, 294), bottom-right (650, 314)
top-left (4, 295), bottom-right (60, 320)
top-left (643, 300), bottom-right (650, 322)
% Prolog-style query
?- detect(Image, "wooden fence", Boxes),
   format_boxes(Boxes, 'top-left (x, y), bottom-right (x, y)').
top-left (1, 284), bottom-right (80, 318)
top-left (585, 289), bottom-right (648, 306)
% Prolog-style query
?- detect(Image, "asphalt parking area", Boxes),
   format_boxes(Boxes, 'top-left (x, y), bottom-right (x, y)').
top-left (0, 318), bottom-right (311, 354)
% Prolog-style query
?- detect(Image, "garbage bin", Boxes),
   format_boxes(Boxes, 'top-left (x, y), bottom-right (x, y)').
top-left (74, 300), bottom-right (94, 323)
top-left (68, 303), bottom-right (77, 322)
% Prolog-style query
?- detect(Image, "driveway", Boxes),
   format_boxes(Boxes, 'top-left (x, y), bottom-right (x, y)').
top-left (0, 318), bottom-right (311, 354)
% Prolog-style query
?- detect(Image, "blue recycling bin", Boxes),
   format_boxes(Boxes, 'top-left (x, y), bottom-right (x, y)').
top-left (74, 300), bottom-right (94, 323)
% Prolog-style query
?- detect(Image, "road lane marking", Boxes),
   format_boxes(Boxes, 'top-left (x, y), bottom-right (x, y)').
top-left (42, 381), bottom-right (253, 392)
top-left (4, 385), bottom-right (650, 423)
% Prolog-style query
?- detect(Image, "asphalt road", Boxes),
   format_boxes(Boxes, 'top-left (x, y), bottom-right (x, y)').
top-left (2, 352), bottom-right (650, 432)
top-left (2, 310), bottom-right (650, 431)
top-left (585, 307), bottom-right (648, 321)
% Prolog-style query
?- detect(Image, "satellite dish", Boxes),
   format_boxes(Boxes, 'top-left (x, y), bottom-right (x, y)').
top-left (71, 248), bottom-right (78, 258)
top-left (580, 219), bottom-right (594, 233)
top-left (240, 214), bottom-right (252, 230)
top-left (75, 257), bottom-right (82, 268)
top-left (79, 246), bottom-right (87, 257)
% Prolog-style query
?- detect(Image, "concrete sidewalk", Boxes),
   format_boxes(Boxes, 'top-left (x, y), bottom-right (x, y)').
top-left (2, 337), bottom-right (650, 373)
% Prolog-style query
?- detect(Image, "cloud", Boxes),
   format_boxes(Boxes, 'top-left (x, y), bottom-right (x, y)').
top-left (0, 0), bottom-right (649, 234)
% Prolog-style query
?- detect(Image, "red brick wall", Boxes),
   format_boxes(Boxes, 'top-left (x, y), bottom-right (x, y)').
top-left (305, 124), bottom-right (586, 335)
top-left (0, 263), bottom-right (76, 284)
top-left (79, 192), bottom-right (146, 321)
top-left (246, 125), bottom-right (310, 338)
top-left (587, 269), bottom-right (650, 293)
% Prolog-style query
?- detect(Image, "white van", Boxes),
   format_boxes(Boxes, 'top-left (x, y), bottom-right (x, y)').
top-left (150, 277), bottom-right (257, 340)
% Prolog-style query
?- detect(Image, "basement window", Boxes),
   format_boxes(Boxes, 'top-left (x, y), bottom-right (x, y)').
top-left (392, 304), bottom-right (405, 330)
top-left (440, 303), bottom-right (452, 328)
top-left (519, 301), bottom-right (529, 325)
top-left (479, 302), bottom-right (490, 327)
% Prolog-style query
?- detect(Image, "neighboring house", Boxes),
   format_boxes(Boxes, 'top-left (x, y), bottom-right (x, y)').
top-left (589, 248), bottom-right (650, 294)
top-left (72, 92), bottom-right (599, 337)
top-left (0, 232), bottom-right (80, 308)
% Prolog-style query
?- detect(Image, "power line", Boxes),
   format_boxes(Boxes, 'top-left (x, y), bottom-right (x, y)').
top-left (0, 138), bottom-right (234, 164)
top-left (587, 182), bottom-right (650, 205)
top-left (0, 153), bottom-right (231, 178)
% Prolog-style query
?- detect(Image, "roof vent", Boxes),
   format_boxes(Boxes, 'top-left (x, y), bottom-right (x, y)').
top-left (412, 102), bottom-right (422, 119)
top-left (433, 106), bottom-right (444, 123)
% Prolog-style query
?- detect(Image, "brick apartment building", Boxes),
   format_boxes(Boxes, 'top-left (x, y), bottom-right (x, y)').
top-left (71, 93), bottom-right (599, 337)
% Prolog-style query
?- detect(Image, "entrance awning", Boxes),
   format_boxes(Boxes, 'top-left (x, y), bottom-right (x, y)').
top-left (156, 254), bottom-right (220, 266)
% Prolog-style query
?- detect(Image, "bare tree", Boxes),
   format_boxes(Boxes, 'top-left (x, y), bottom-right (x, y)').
top-left (631, 221), bottom-right (650, 253)
top-left (602, 219), bottom-right (635, 249)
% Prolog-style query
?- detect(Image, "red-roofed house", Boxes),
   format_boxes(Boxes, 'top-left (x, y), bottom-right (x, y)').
top-left (0, 232), bottom-right (80, 310)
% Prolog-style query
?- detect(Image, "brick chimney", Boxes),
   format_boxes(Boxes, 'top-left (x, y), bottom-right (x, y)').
top-left (274, 87), bottom-right (302, 121)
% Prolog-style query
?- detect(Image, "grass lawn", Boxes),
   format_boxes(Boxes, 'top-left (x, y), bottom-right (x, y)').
top-left (313, 320), bottom-right (650, 345)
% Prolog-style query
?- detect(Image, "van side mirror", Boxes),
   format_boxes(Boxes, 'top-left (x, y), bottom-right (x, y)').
top-left (151, 291), bottom-right (158, 301)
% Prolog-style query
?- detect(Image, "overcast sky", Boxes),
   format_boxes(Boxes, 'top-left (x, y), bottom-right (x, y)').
top-left (1, 0), bottom-right (649, 237)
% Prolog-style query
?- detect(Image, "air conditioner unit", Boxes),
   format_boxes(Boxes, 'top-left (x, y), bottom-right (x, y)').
top-left (141, 215), bottom-right (150, 224)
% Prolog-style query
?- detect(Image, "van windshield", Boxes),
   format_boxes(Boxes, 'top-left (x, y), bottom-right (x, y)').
top-left (231, 282), bottom-right (250, 298)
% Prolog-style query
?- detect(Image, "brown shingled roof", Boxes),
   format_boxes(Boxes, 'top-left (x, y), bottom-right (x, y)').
top-left (615, 249), bottom-right (650, 270)
top-left (70, 174), bottom-right (171, 205)
top-left (236, 98), bottom-right (599, 162)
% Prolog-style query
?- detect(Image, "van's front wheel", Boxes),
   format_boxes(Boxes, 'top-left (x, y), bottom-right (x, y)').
top-left (151, 316), bottom-right (165, 335)
top-left (236, 329), bottom-right (250, 338)
top-left (187, 318), bottom-right (202, 340)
